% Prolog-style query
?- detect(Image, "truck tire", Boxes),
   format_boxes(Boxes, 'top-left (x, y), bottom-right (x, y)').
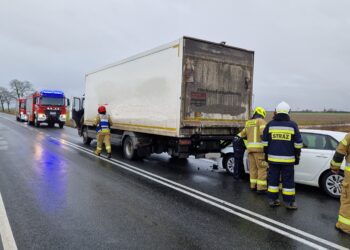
top-left (82, 127), bottom-right (92, 145)
top-left (123, 136), bottom-right (137, 160)
top-left (321, 170), bottom-right (344, 199)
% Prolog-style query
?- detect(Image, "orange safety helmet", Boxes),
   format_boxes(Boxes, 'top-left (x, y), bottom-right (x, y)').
top-left (98, 105), bottom-right (106, 114)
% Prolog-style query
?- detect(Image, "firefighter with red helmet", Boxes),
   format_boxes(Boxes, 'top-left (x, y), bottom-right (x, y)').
top-left (94, 105), bottom-right (113, 158)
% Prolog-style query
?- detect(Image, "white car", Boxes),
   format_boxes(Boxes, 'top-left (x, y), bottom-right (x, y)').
top-left (221, 129), bottom-right (347, 198)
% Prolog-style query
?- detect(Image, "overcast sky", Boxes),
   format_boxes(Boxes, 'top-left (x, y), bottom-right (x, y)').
top-left (0, 0), bottom-right (349, 111)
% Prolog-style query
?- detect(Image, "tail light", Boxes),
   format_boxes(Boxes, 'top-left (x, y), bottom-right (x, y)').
top-left (179, 139), bottom-right (191, 145)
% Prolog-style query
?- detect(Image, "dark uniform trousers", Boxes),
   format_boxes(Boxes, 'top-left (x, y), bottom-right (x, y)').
top-left (267, 164), bottom-right (295, 202)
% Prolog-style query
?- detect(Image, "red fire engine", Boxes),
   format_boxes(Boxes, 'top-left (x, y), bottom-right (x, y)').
top-left (26, 90), bottom-right (68, 128)
top-left (15, 98), bottom-right (27, 122)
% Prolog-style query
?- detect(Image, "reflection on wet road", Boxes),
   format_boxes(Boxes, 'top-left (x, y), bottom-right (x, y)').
top-left (33, 135), bottom-right (67, 214)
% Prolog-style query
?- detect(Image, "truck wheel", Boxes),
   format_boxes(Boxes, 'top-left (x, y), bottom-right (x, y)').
top-left (321, 170), bottom-right (344, 198)
top-left (223, 153), bottom-right (235, 175)
top-left (82, 127), bottom-right (92, 145)
top-left (34, 117), bottom-right (40, 127)
top-left (123, 136), bottom-right (137, 160)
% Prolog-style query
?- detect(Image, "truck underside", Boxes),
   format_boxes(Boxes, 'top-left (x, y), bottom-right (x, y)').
top-left (78, 123), bottom-right (235, 160)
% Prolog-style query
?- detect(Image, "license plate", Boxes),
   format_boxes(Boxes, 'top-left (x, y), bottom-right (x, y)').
top-left (50, 112), bottom-right (56, 115)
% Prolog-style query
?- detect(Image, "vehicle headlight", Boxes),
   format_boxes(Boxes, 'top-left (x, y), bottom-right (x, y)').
top-left (20, 111), bottom-right (23, 115)
top-left (38, 113), bottom-right (46, 120)
top-left (59, 114), bottom-right (66, 121)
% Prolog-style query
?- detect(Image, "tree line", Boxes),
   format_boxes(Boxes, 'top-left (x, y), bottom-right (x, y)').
top-left (0, 79), bottom-right (34, 112)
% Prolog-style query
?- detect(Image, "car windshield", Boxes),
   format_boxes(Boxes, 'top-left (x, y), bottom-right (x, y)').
top-left (19, 102), bottom-right (26, 109)
top-left (41, 97), bottom-right (65, 106)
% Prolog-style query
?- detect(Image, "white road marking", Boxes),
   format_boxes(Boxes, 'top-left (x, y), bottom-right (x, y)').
top-left (0, 193), bottom-right (17, 250)
top-left (53, 137), bottom-right (348, 250)
top-left (0, 138), bottom-right (8, 150)
top-left (0, 113), bottom-right (348, 249)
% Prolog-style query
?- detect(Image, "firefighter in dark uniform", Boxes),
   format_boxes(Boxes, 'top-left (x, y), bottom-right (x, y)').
top-left (232, 136), bottom-right (246, 180)
top-left (262, 101), bottom-right (303, 209)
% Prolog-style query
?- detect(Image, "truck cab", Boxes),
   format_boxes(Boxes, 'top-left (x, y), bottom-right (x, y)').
top-left (15, 98), bottom-right (27, 122)
top-left (26, 90), bottom-right (68, 128)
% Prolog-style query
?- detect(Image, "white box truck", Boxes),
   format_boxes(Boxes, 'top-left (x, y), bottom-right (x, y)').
top-left (72, 37), bottom-right (254, 160)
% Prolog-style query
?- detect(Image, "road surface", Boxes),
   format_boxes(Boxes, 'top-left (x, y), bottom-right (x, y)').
top-left (0, 113), bottom-right (349, 249)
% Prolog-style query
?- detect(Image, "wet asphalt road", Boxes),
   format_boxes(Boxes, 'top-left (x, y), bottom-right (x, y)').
top-left (0, 113), bottom-right (349, 249)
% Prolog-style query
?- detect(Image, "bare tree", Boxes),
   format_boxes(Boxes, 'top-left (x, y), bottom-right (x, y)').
top-left (9, 79), bottom-right (34, 98)
top-left (0, 87), bottom-right (6, 112)
top-left (2, 89), bottom-right (15, 111)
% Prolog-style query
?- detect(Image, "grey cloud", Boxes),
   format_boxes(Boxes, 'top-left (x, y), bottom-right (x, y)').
top-left (0, 0), bottom-right (349, 110)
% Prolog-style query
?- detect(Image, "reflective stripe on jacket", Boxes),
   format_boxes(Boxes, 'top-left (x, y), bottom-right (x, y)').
top-left (238, 118), bottom-right (266, 153)
top-left (330, 133), bottom-right (350, 171)
top-left (95, 114), bottom-right (112, 133)
top-left (262, 119), bottom-right (303, 165)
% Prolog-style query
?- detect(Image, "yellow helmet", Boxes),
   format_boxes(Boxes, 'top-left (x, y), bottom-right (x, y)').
top-left (254, 106), bottom-right (266, 118)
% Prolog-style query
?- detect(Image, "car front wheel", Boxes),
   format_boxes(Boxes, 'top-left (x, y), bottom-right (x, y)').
top-left (223, 153), bottom-right (235, 175)
top-left (321, 170), bottom-right (344, 198)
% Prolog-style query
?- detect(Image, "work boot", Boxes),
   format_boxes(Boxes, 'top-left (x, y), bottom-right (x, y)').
top-left (268, 199), bottom-right (281, 207)
top-left (285, 202), bottom-right (298, 210)
top-left (107, 153), bottom-right (112, 159)
top-left (256, 190), bottom-right (267, 195)
top-left (95, 151), bottom-right (100, 156)
top-left (250, 187), bottom-right (257, 192)
top-left (335, 225), bottom-right (347, 234)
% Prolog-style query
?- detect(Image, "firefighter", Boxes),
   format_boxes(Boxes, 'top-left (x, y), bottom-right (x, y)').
top-left (232, 136), bottom-right (246, 180)
top-left (262, 101), bottom-right (303, 209)
top-left (238, 107), bottom-right (267, 193)
top-left (94, 105), bottom-right (113, 158)
top-left (330, 132), bottom-right (350, 234)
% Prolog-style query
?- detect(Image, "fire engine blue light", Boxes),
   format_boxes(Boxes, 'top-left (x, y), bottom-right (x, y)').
top-left (40, 90), bottom-right (65, 97)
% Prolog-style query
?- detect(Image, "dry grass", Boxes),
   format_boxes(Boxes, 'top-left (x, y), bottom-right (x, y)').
top-left (0, 109), bottom-right (15, 115)
top-left (266, 111), bottom-right (350, 133)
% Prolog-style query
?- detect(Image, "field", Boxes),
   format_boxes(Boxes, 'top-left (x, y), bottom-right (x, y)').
top-left (2, 110), bottom-right (350, 132)
top-left (266, 112), bottom-right (350, 132)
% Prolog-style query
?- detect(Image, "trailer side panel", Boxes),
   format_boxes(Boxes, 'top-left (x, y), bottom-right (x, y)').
top-left (84, 42), bottom-right (183, 137)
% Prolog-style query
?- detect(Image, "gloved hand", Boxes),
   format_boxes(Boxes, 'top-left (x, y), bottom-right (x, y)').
top-left (330, 165), bottom-right (340, 175)
top-left (264, 154), bottom-right (268, 162)
top-left (331, 169), bottom-right (339, 175)
top-left (295, 156), bottom-right (300, 165)
top-left (232, 136), bottom-right (241, 144)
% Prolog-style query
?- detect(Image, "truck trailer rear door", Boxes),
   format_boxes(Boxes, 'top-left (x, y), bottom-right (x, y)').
top-left (181, 38), bottom-right (254, 125)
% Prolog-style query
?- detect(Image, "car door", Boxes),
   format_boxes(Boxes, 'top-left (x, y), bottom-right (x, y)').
top-left (295, 133), bottom-right (336, 182)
